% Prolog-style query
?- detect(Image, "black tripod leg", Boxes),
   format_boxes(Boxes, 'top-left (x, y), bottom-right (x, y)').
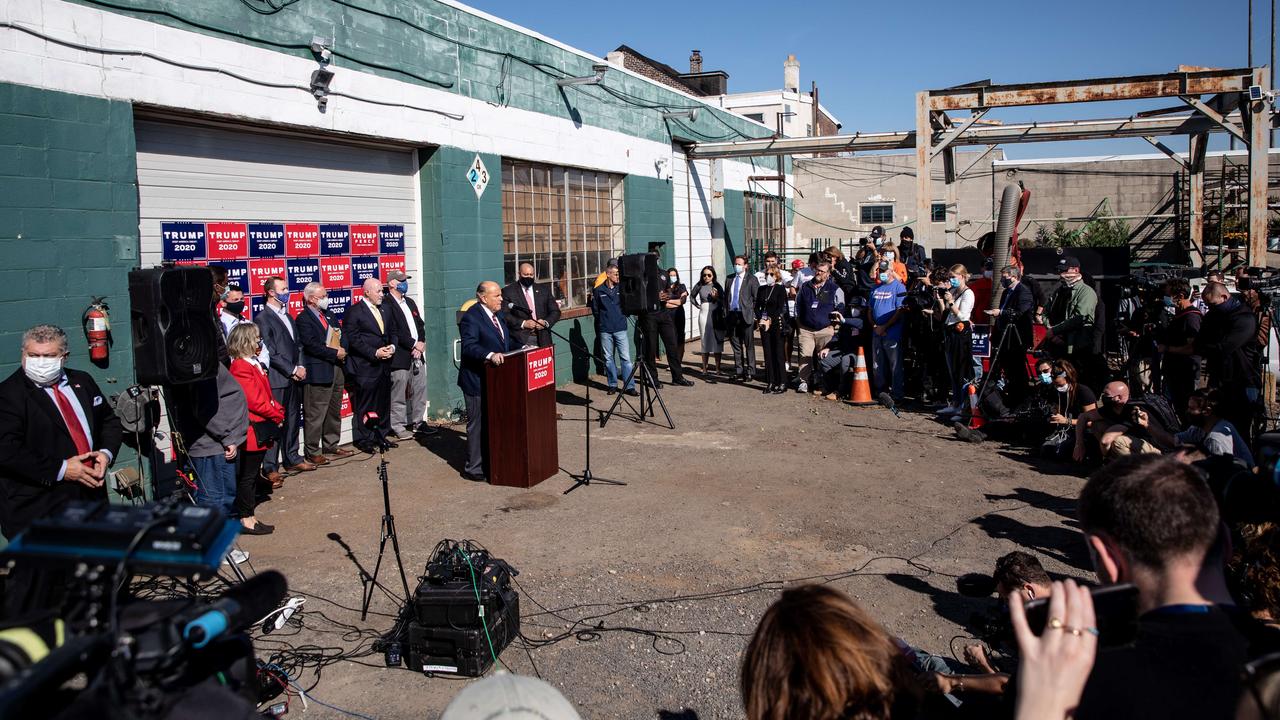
top-left (361, 522), bottom-right (388, 621)
top-left (385, 514), bottom-right (411, 601)
top-left (599, 360), bottom-right (642, 427)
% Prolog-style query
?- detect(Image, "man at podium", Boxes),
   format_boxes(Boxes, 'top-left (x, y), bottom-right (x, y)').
top-left (458, 281), bottom-right (520, 482)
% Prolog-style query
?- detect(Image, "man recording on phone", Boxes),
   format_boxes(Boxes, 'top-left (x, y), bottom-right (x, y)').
top-left (1073, 454), bottom-right (1269, 720)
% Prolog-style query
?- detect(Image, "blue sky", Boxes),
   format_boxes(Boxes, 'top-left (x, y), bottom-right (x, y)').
top-left (465, 0), bottom-right (1269, 159)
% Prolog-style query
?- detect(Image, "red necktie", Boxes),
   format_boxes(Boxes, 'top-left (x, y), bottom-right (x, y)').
top-left (52, 387), bottom-right (91, 455)
top-left (318, 309), bottom-right (328, 329)
top-left (491, 314), bottom-right (503, 340)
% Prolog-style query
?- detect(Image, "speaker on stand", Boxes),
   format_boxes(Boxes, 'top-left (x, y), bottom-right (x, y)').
top-left (128, 267), bottom-right (220, 385)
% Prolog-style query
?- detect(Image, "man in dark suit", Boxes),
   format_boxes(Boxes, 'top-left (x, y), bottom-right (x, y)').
top-left (0, 324), bottom-right (122, 617)
top-left (458, 281), bottom-right (519, 482)
top-left (986, 264), bottom-right (1036, 408)
top-left (255, 276), bottom-right (314, 481)
top-left (297, 282), bottom-right (355, 465)
top-left (344, 278), bottom-right (398, 453)
top-left (725, 255), bottom-right (760, 382)
top-left (385, 270), bottom-right (435, 439)
top-left (502, 262), bottom-right (561, 348)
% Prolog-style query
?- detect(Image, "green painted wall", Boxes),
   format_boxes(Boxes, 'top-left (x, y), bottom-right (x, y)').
top-left (0, 82), bottom-right (138, 388)
top-left (65, 0), bottom-right (777, 161)
top-left (418, 146), bottom-right (502, 417)
top-left (723, 188), bottom-right (745, 277)
top-left (623, 175), bottom-right (674, 254)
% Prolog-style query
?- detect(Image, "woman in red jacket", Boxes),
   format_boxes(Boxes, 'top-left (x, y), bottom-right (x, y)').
top-left (228, 323), bottom-right (285, 535)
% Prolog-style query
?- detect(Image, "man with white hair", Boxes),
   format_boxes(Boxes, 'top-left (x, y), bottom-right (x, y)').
top-left (343, 278), bottom-right (398, 453)
top-left (0, 324), bottom-right (122, 616)
top-left (297, 282), bottom-right (354, 464)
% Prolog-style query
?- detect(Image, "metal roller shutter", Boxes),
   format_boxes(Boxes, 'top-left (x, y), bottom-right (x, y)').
top-left (134, 119), bottom-right (421, 448)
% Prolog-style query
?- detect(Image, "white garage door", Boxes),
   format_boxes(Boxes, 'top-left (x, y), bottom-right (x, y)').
top-left (672, 148), bottom-right (714, 339)
top-left (134, 119), bottom-right (420, 447)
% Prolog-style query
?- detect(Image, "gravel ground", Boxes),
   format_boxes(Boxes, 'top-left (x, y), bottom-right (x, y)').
top-left (239, 356), bottom-right (1093, 719)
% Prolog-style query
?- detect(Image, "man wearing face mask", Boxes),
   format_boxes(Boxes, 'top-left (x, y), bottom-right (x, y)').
top-left (255, 276), bottom-right (312, 480)
top-left (1154, 278), bottom-right (1202, 418)
top-left (0, 324), bottom-right (123, 616)
top-left (297, 282), bottom-right (354, 466)
top-left (1044, 256), bottom-right (1099, 387)
top-left (1194, 281), bottom-right (1260, 437)
top-left (985, 265), bottom-right (1035, 409)
top-left (869, 261), bottom-right (907, 403)
top-left (897, 227), bottom-right (927, 279)
top-left (725, 255), bottom-right (760, 383)
top-left (219, 284), bottom-right (270, 367)
top-left (385, 270), bottom-right (434, 440)
top-left (502, 262), bottom-right (561, 349)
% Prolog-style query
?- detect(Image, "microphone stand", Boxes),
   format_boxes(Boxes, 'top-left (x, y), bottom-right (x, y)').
top-left (507, 303), bottom-right (625, 494)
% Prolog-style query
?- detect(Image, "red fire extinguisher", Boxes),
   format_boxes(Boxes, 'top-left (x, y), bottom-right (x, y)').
top-left (83, 297), bottom-right (111, 364)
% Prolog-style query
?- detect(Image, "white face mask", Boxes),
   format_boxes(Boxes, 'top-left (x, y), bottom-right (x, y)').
top-left (24, 355), bottom-right (64, 386)
top-left (884, 252), bottom-right (895, 261)
top-left (735, 264), bottom-right (746, 275)
top-left (316, 297), bottom-right (330, 310)
top-left (765, 277), bottom-right (776, 286)
top-left (1056, 384), bottom-right (1070, 393)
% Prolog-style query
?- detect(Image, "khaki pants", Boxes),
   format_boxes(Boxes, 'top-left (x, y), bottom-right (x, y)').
top-left (303, 365), bottom-right (345, 456)
top-left (797, 327), bottom-right (835, 387)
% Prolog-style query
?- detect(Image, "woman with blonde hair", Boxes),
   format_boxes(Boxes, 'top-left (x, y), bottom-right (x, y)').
top-left (937, 263), bottom-right (975, 419)
top-left (227, 323), bottom-right (285, 535)
top-left (741, 585), bottom-right (920, 720)
top-left (878, 242), bottom-right (908, 284)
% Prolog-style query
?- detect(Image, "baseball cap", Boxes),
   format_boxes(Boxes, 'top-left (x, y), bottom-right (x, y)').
top-left (870, 225), bottom-right (884, 239)
top-left (1056, 256), bottom-right (1081, 272)
top-left (791, 259), bottom-right (804, 270)
top-left (386, 270), bottom-right (412, 282)
top-left (442, 673), bottom-right (582, 720)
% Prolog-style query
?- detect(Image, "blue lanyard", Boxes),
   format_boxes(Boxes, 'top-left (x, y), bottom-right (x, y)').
top-left (1147, 604), bottom-right (1212, 618)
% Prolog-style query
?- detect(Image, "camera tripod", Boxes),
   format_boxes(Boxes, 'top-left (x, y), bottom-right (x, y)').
top-left (360, 438), bottom-right (411, 620)
top-left (600, 317), bottom-right (674, 430)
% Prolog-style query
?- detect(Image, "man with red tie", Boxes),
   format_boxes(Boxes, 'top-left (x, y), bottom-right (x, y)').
top-left (0, 324), bottom-right (122, 617)
top-left (458, 281), bottom-right (520, 482)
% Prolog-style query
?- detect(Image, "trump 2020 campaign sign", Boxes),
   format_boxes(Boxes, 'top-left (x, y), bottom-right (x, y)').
top-left (160, 220), bottom-right (407, 322)
top-left (526, 347), bottom-right (555, 391)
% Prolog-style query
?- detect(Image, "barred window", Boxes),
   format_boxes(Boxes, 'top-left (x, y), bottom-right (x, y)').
top-left (502, 160), bottom-right (625, 307)
top-left (860, 203), bottom-right (894, 224)
top-left (744, 192), bottom-right (785, 258)
top-left (932, 202), bottom-right (947, 223)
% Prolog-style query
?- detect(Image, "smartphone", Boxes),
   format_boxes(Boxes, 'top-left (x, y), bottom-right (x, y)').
top-left (1023, 582), bottom-right (1138, 648)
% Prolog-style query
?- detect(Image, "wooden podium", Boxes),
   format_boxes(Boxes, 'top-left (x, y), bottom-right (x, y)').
top-left (485, 346), bottom-right (559, 488)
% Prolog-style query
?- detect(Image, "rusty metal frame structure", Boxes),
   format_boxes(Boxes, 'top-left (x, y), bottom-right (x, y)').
top-left (689, 67), bottom-right (1274, 264)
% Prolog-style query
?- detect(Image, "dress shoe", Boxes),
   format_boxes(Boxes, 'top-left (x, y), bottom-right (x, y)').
top-left (264, 471), bottom-right (285, 489)
top-left (328, 447), bottom-right (357, 458)
top-left (674, 378), bottom-right (695, 387)
top-left (461, 471), bottom-right (487, 483)
top-left (305, 454), bottom-right (330, 466)
top-left (624, 388), bottom-right (640, 397)
top-left (771, 385), bottom-right (786, 394)
top-left (241, 522), bottom-right (275, 535)
top-left (285, 461), bottom-right (317, 472)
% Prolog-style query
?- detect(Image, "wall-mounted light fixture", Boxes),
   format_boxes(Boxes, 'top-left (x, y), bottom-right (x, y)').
top-left (661, 108), bottom-right (699, 122)
top-left (557, 64), bottom-right (609, 87)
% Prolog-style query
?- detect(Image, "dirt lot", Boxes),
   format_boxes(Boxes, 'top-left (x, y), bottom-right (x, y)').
top-left (240, 353), bottom-right (1094, 719)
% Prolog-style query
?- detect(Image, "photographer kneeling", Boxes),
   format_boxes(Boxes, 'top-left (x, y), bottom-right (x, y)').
top-left (816, 299), bottom-right (866, 401)
top-left (1072, 381), bottom-right (1176, 463)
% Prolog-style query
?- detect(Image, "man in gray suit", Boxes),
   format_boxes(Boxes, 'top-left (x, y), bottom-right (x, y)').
top-left (725, 255), bottom-right (759, 382)
top-left (255, 275), bottom-right (314, 482)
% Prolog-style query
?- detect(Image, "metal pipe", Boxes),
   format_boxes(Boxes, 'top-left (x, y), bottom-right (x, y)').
top-left (989, 184), bottom-right (1021, 310)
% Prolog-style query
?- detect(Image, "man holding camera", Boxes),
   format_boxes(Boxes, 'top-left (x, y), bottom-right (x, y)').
top-left (816, 299), bottom-right (865, 399)
top-left (1195, 281), bottom-right (1260, 439)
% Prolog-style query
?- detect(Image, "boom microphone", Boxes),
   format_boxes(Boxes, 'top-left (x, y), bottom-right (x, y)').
top-left (183, 571), bottom-right (287, 649)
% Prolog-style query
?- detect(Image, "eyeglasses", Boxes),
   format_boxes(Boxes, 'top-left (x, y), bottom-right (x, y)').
top-left (701, 273), bottom-right (713, 278)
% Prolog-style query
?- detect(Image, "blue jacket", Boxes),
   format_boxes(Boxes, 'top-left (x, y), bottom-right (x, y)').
top-left (458, 303), bottom-right (520, 397)
top-left (795, 279), bottom-right (845, 331)
top-left (591, 282), bottom-right (627, 334)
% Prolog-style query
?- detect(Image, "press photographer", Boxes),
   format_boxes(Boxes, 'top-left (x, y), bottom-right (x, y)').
top-left (815, 300), bottom-right (866, 400)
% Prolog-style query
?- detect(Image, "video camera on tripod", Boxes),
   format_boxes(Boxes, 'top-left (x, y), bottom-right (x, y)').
top-left (0, 500), bottom-right (287, 720)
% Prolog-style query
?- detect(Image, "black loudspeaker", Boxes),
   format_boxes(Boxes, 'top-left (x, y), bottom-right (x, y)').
top-left (1021, 248), bottom-right (1131, 278)
top-left (617, 253), bottom-right (660, 315)
top-left (128, 267), bottom-right (220, 385)
top-left (932, 248), bottom-right (987, 277)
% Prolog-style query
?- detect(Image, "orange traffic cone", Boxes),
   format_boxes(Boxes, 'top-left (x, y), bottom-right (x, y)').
top-left (848, 347), bottom-right (875, 406)
top-left (967, 383), bottom-right (985, 429)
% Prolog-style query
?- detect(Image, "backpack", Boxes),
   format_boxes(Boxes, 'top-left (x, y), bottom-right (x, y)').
top-left (1136, 392), bottom-right (1181, 434)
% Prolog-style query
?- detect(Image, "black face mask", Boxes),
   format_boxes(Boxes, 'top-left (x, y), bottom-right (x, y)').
top-left (224, 301), bottom-right (246, 315)
top-left (519, 277), bottom-right (534, 288)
